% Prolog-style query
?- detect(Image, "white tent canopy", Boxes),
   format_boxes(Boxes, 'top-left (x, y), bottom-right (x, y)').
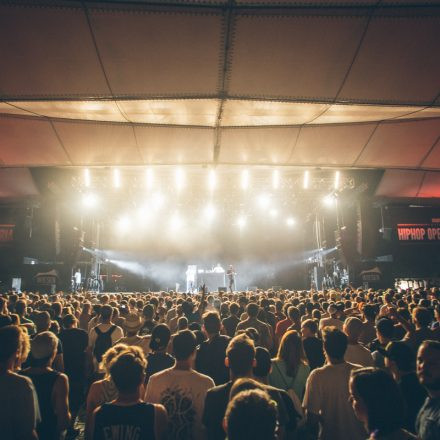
top-left (1, 1), bottom-right (440, 197)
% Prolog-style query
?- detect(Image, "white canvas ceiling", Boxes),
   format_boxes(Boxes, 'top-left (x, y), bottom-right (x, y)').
top-left (0, 1), bottom-right (440, 197)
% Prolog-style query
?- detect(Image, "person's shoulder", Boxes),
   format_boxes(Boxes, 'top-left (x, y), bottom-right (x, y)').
top-left (191, 369), bottom-right (216, 384)
top-left (217, 334), bottom-right (230, 344)
top-left (206, 381), bottom-right (231, 396)
top-left (307, 363), bottom-right (328, 378)
top-left (8, 371), bottom-right (34, 389)
top-left (346, 361), bottom-right (363, 370)
top-left (149, 366), bottom-right (174, 382)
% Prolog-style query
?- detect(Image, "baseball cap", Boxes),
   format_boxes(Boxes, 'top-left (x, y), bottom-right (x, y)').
top-left (150, 324), bottom-right (171, 351)
top-left (378, 341), bottom-right (415, 371)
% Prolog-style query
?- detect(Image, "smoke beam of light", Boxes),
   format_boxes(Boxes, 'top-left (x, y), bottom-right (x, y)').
top-left (113, 168), bottom-right (121, 188)
top-left (334, 170), bottom-right (340, 190)
top-left (303, 170), bottom-right (309, 189)
top-left (272, 170), bottom-right (280, 190)
top-left (84, 168), bottom-right (91, 187)
top-left (99, 248), bottom-right (315, 291)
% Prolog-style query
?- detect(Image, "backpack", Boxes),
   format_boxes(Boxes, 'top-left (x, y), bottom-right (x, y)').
top-left (93, 325), bottom-right (117, 362)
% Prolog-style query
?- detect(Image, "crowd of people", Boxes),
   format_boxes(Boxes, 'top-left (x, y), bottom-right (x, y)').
top-left (0, 285), bottom-right (439, 440)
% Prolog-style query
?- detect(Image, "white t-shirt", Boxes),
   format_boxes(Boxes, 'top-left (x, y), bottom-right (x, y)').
top-left (345, 343), bottom-right (374, 367)
top-left (303, 362), bottom-right (366, 440)
top-left (145, 367), bottom-right (215, 440)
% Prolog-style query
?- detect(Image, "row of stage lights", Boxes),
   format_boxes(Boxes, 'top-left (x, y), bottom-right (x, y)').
top-left (114, 210), bottom-right (298, 235)
top-left (82, 168), bottom-right (343, 192)
top-left (81, 192), bottom-right (337, 236)
top-left (81, 168), bottom-right (339, 234)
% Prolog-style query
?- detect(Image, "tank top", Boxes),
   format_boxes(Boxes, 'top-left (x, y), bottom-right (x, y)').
top-left (94, 402), bottom-right (156, 440)
top-left (21, 369), bottom-right (60, 440)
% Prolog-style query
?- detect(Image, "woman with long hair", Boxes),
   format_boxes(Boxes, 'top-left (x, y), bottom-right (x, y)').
top-left (349, 367), bottom-right (416, 439)
top-left (268, 329), bottom-right (310, 399)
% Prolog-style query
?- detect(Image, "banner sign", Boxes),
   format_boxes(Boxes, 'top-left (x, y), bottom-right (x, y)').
top-left (0, 224), bottom-right (14, 243)
top-left (397, 224), bottom-right (440, 242)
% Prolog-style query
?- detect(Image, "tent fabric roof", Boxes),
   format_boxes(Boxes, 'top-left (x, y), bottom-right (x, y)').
top-left (1, 1), bottom-right (440, 197)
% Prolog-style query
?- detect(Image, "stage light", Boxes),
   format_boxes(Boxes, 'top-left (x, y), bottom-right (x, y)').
top-left (204, 204), bottom-right (216, 221)
top-left (323, 194), bottom-right (336, 206)
top-left (257, 194), bottom-right (271, 209)
top-left (208, 169), bottom-right (217, 191)
top-left (145, 168), bottom-right (154, 189)
top-left (170, 213), bottom-right (183, 231)
top-left (269, 209), bottom-right (279, 218)
top-left (175, 168), bottom-right (185, 192)
top-left (117, 216), bottom-right (130, 233)
top-left (241, 169), bottom-right (250, 190)
top-left (152, 192), bottom-right (165, 210)
top-left (286, 217), bottom-right (295, 226)
top-left (81, 193), bottom-right (98, 208)
top-left (84, 168), bottom-right (91, 187)
top-left (113, 168), bottom-right (121, 188)
top-left (334, 170), bottom-right (340, 190)
top-left (303, 170), bottom-right (309, 189)
top-left (272, 169), bottom-right (280, 190)
top-left (237, 216), bottom-right (247, 228)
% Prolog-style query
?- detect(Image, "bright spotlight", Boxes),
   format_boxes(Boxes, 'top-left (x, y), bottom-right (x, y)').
top-left (113, 168), bottom-right (121, 188)
top-left (208, 169), bottom-right (217, 191)
top-left (269, 209), bottom-right (278, 218)
top-left (117, 216), bottom-right (130, 232)
top-left (175, 168), bottom-right (185, 191)
top-left (145, 168), bottom-right (154, 189)
top-left (323, 194), bottom-right (336, 206)
top-left (303, 170), bottom-right (309, 189)
top-left (241, 169), bottom-right (250, 190)
top-left (272, 169), bottom-right (280, 190)
top-left (84, 168), bottom-right (91, 187)
top-left (82, 193), bottom-right (98, 208)
top-left (237, 216), bottom-right (247, 228)
top-left (257, 194), bottom-right (271, 209)
top-left (286, 217), bottom-right (295, 227)
top-left (204, 204), bottom-right (216, 221)
top-left (152, 192), bottom-right (165, 210)
top-left (334, 170), bottom-right (340, 190)
top-left (170, 213), bottom-right (183, 231)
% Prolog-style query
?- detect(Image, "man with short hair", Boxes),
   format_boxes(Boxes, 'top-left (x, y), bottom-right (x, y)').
top-left (29, 310), bottom-right (64, 372)
top-left (222, 302), bottom-right (240, 338)
top-left (381, 340), bottom-right (427, 433)
top-left (59, 313), bottom-right (89, 435)
top-left (235, 303), bottom-right (273, 350)
top-left (196, 311), bottom-right (230, 385)
top-left (343, 317), bottom-right (374, 367)
top-left (88, 305), bottom-right (123, 367)
top-left (416, 340), bottom-right (440, 440)
top-left (319, 304), bottom-right (344, 331)
top-left (15, 300), bottom-right (35, 335)
top-left (303, 326), bottom-right (366, 440)
top-left (202, 334), bottom-right (297, 440)
top-left (145, 330), bottom-right (215, 440)
top-left (358, 304), bottom-right (377, 345)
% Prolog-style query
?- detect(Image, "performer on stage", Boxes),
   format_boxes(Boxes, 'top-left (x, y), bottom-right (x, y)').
top-left (226, 265), bottom-right (236, 292)
top-left (74, 268), bottom-right (81, 291)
